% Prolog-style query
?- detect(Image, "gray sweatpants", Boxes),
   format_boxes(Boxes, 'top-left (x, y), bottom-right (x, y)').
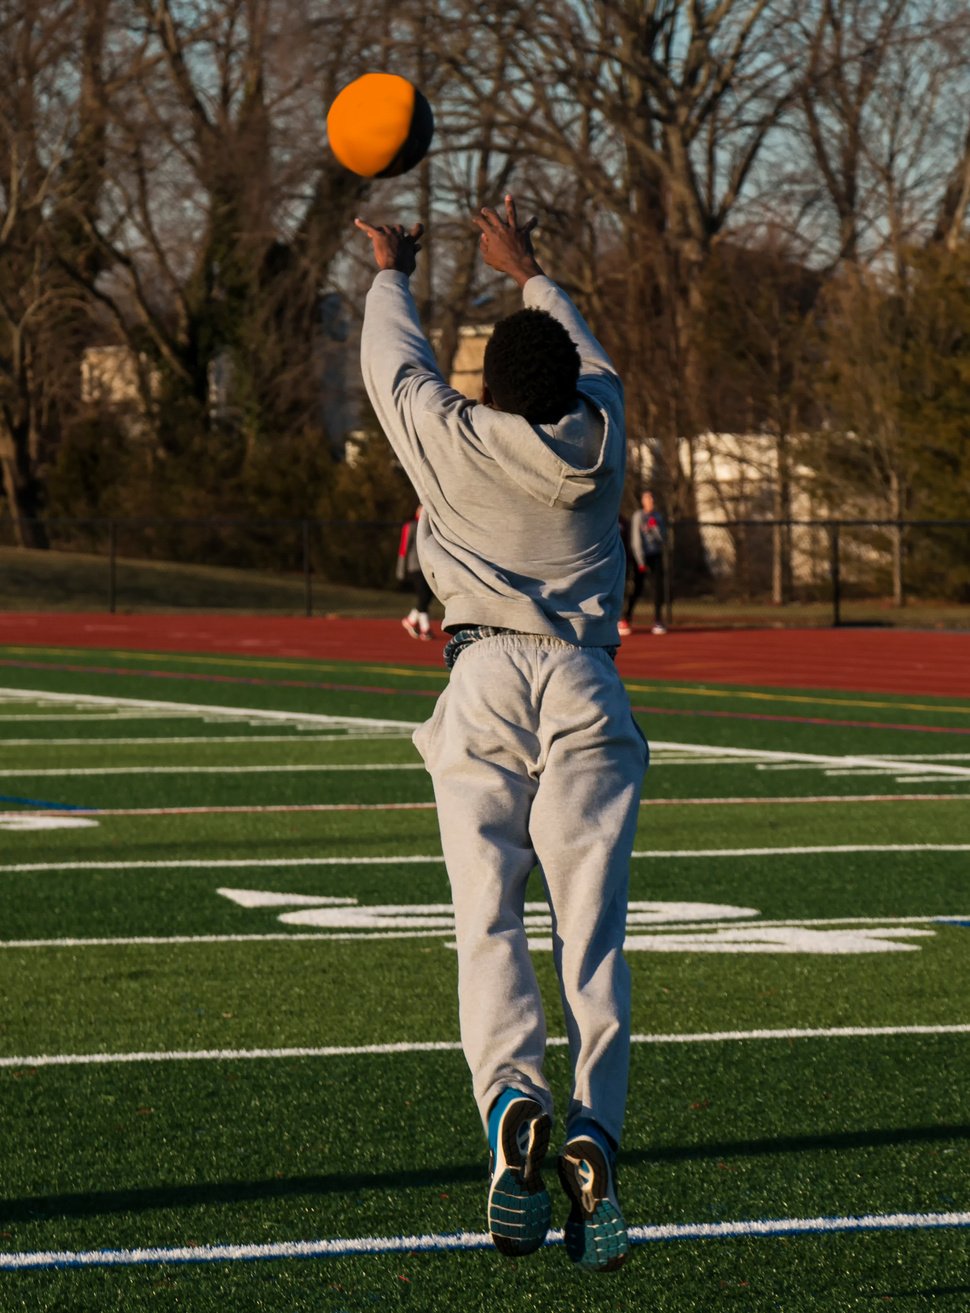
top-left (413, 634), bottom-right (648, 1147)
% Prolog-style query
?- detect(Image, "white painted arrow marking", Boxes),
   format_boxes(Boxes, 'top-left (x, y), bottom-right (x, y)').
top-left (217, 888), bottom-right (356, 910)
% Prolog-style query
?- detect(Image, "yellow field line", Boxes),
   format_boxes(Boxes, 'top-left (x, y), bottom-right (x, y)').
top-left (2, 644), bottom-right (967, 712)
top-left (0, 645), bottom-right (448, 682)
top-left (623, 682), bottom-right (970, 716)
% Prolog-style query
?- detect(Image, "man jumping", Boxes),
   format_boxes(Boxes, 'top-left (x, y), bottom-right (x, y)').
top-left (355, 196), bottom-right (648, 1273)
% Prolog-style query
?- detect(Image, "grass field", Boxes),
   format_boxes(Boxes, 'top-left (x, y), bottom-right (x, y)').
top-left (0, 546), bottom-right (406, 617)
top-left (0, 643), bottom-right (968, 1311)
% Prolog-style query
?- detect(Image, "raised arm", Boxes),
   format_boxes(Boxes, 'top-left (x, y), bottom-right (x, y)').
top-left (475, 194), bottom-right (620, 392)
top-left (472, 194), bottom-right (542, 288)
top-left (356, 215), bottom-right (468, 494)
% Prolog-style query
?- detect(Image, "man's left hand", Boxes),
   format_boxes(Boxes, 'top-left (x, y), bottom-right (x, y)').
top-left (355, 218), bottom-right (424, 275)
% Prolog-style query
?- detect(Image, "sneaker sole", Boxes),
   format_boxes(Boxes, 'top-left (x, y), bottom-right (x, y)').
top-left (558, 1140), bottom-right (630, 1273)
top-left (487, 1102), bottom-right (552, 1257)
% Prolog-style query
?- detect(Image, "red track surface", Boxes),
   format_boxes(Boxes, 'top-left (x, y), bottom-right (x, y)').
top-left (0, 612), bottom-right (967, 698)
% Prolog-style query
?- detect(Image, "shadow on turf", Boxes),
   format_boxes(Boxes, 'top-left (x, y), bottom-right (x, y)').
top-left (3, 1123), bottom-right (968, 1226)
top-left (634, 1121), bottom-right (970, 1167)
top-left (877, 1288), bottom-right (970, 1300)
top-left (1, 1163), bottom-right (484, 1225)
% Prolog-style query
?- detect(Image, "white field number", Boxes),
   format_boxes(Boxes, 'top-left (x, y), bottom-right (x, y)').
top-left (218, 890), bottom-right (939, 954)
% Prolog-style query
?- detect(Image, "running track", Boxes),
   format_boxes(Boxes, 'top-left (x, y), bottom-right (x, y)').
top-left (0, 613), bottom-right (967, 698)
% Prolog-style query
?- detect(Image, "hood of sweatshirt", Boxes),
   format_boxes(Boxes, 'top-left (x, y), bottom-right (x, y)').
top-left (472, 393), bottom-right (615, 510)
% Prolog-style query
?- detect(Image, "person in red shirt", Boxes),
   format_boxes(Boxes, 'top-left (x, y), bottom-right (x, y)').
top-left (397, 504), bottom-right (435, 639)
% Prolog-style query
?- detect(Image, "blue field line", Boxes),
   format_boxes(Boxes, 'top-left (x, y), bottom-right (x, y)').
top-left (0, 794), bottom-right (95, 812)
top-left (2, 1211), bottom-right (969, 1271)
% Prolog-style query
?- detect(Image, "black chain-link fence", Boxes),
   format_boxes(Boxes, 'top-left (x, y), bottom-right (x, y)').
top-left (668, 518), bottom-right (970, 625)
top-left (0, 515), bottom-right (967, 626)
top-left (0, 516), bottom-right (404, 616)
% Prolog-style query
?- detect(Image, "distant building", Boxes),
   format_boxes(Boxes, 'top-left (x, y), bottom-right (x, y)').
top-left (447, 325), bottom-right (491, 397)
top-left (81, 346), bottom-right (158, 408)
top-left (685, 431), bottom-right (829, 591)
top-left (81, 290), bottom-right (355, 454)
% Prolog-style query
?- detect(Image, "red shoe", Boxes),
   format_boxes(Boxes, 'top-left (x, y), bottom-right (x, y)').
top-left (402, 617), bottom-right (419, 639)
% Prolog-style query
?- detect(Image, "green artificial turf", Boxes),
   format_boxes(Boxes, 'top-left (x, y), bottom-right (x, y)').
top-left (2, 1041), bottom-right (967, 1309)
top-left (0, 646), bottom-right (968, 1311)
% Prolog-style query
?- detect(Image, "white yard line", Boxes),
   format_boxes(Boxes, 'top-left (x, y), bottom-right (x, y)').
top-left (1, 1210), bottom-right (968, 1270)
top-left (891, 775), bottom-right (970, 783)
top-left (9, 745), bottom-right (958, 759)
top-left (0, 763), bottom-right (424, 776)
top-left (649, 739), bottom-right (970, 780)
top-left (0, 793), bottom-right (965, 823)
top-left (0, 802), bottom-right (442, 820)
top-left (634, 795), bottom-right (969, 806)
top-left (821, 768), bottom-right (961, 778)
top-left (759, 754), bottom-right (970, 770)
top-left (0, 712), bottom-right (198, 721)
top-left (1, 1024), bottom-right (968, 1070)
top-left (0, 748), bottom-right (959, 767)
top-left (0, 687), bottom-right (417, 732)
top-left (0, 854), bottom-right (447, 873)
top-left (3, 915), bottom-right (967, 951)
top-left (2, 843), bottom-right (969, 875)
top-left (0, 931), bottom-right (457, 948)
top-left (2, 695), bottom-right (966, 778)
top-left (0, 733), bottom-right (409, 747)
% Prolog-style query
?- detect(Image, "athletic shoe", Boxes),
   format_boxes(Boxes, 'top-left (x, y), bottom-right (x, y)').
top-left (401, 617), bottom-right (419, 639)
top-left (617, 620), bottom-right (632, 637)
top-left (651, 623), bottom-right (667, 635)
top-left (487, 1097), bottom-right (552, 1257)
top-left (558, 1135), bottom-right (630, 1273)
top-left (419, 628), bottom-right (433, 641)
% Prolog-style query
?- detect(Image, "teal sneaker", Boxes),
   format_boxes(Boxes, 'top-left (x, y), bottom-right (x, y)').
top-left (558, 1136), bottom-right (630, 1272)
top-left (486, 1096), bottom-right (552, 1257)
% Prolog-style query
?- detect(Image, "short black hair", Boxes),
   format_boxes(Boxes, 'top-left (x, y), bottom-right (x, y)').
top-left (483, 308), bottom-right (580, 424)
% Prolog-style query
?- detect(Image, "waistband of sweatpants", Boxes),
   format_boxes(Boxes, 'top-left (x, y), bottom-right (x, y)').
top-left (443, 625), bottom-right (618, 670)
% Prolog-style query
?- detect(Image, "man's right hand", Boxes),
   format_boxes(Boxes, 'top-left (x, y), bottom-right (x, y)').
top-left (473, 194), bottom-right (544, 287)
top-left (355, 218), bottom-right (424, 275)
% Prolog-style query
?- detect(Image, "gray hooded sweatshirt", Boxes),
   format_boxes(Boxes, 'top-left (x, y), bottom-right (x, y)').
top-left (360, 271), bottom-right (626, 647)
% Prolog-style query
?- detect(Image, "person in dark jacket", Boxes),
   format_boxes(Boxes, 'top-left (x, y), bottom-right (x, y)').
top-left (620, 489), bottom-right (667, 635)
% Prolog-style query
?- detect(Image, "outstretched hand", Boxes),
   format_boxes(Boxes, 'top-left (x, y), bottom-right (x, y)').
top-left (473, 194), bottom-right (544, 287)
top-left (354, 218), bottom-right (424, 276)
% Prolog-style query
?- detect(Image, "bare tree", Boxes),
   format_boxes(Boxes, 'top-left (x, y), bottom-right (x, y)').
top-left (791, 1), bottom-right (970, 602)
top-left (795, 0), bottom-right (970, 274)
top-left (56, 0), bottom-right (392, 513)
top-left (483, 0), bottom-right (807, 520)
top-left (0, 0), bottom-right (109, 545)
top-left (4, 0), bottom-right (967, 567)
top-left (700, 236), bottom-right (823, 602)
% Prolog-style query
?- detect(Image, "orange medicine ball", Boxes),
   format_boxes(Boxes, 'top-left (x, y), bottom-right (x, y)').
top-left (326, 73), bottom-right (434, 178)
